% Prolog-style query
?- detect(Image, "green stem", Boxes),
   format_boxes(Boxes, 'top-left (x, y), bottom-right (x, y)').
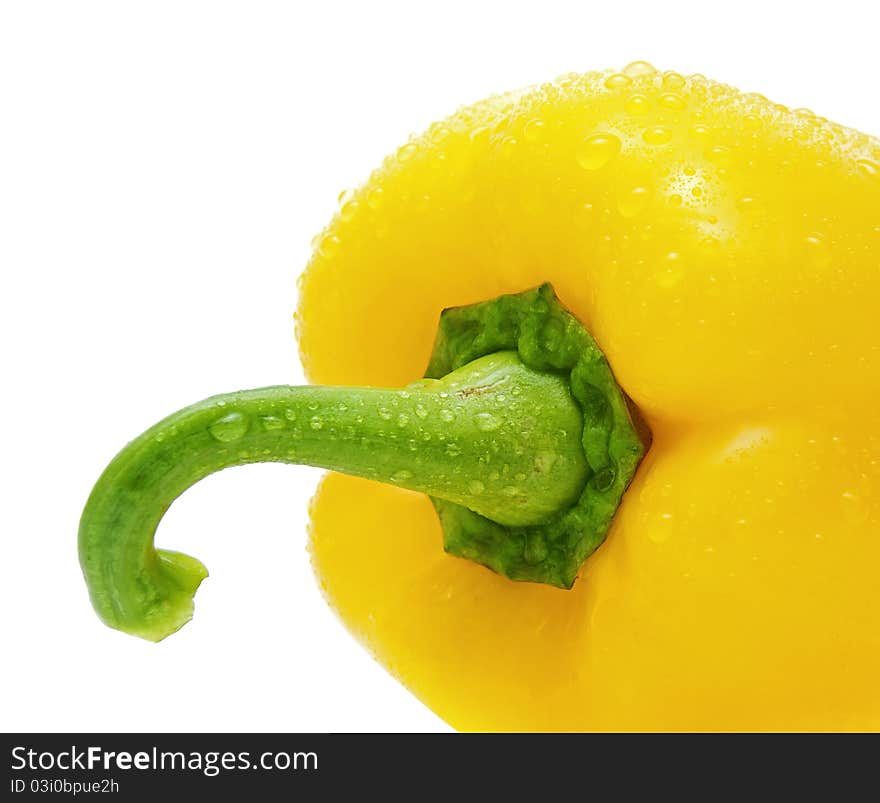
top-left (79, 351), bottom-right (588, 641)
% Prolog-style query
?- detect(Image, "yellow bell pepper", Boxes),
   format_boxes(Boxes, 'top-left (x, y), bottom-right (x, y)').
top-left (300, 63), bottom-right (880, 730)
top-left (79, 62), bottom-right (880, 732)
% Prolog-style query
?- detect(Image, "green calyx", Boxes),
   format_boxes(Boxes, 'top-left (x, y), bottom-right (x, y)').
top-left (79, 284), bottom-right (646, 642)
top-left (426, 284), bottom-right (646, 587)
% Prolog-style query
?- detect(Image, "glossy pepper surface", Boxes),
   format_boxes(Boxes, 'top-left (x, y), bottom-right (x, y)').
top-left (81, 63), bottom-right (880, 731)
top-left (299, 63), bottom-right (880, 731)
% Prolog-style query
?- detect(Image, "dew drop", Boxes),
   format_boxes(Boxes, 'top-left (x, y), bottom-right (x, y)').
top-left (618, 186), bottom-right (651, 218)
top-left (622, 60), bottom-right (656, 78)
top-left (857, 159), bottom-right (879, 178)
top-left (440, 409), bottom-right (455, 423)
top-left (656, 253), bottom-right (685, 287)
top-left (648, 512), bottom-right (674, 543)
top-left (468, 480), bottom-right (485, 495)
top-left (390, 469), bottom-right (413, 484)
top-left (339, 199), bottom-right (360, 221)
top-left (574, 202), bottom-right (596, 226)
top-left (209, 412), bottom-right (249, 443)
top-left (260, 415), bottom-right (284, 431)
top-left (625, 94), bottom-right (650, 115)
top-left (468, 125), bottom-right (491, 144)
top-left (593, 467), bottom-right (616, 491)
top-left (475, 412), bottom-right (501, 431)
top-left (643, 126), bottom-right (673, 145)
top-left (804, 234), bottom-right (832, 268)
top-left (523, 119), bottom-right (545, 142)
top-left (502, 486), bottom-right (522, 498)
top-left (414, 404), bottom-right (428, 419)
top-left (499, 136), bottom-right (519, 158)
top-left (318, 235), bottom-right (340, 258)
top-left (397, 413), bottom-right (410, 427)
top-left (398, 143), bottom-right (417, 162)
top-left (445, 443), bottom-right (462, 457)
top-left (659, 93), bottom-right (686, 111)
top-left (662, 71), bottom-right (686, 91)
top-left (310, 416), bottom-right (324, 431)
top-left (707, 145), bottom-right (731, 164)
top-left (576, 133), bottom-right (621, 171)
top-left (841, 490), bottom-right (869, 524)
top-left (378, 407), bottom-right (392, 421)
top-left (604, 73), bottom-right (631, 90)
top-left (366, 187), bottom-right (384, 210)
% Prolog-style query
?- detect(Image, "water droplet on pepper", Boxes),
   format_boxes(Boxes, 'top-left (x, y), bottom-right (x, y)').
top-left (576, 133), bottom-right (621, 171)
top-left (209, 413), bottom-right (249, 443)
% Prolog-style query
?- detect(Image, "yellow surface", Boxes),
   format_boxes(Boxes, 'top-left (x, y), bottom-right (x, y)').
top-left (298, 63), bottom-right (880, 731)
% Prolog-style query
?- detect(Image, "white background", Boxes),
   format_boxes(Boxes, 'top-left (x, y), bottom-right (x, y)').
top-left (1, 1), bottom-right (878, 733)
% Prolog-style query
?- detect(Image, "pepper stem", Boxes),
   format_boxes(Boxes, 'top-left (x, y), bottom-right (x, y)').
top-left (79, 351), bottom-right (588, 641)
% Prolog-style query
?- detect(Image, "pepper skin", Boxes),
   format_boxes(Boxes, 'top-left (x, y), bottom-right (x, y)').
top-left (299, 63), bottom-right (880, 731)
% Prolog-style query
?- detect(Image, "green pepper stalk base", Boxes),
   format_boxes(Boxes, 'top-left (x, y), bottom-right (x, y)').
top-left (79, 285), bottom-right (646, 641)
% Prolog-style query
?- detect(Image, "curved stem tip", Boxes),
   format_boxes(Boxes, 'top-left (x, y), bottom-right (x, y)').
top-left (79, 352), bottom-right (588, 641)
